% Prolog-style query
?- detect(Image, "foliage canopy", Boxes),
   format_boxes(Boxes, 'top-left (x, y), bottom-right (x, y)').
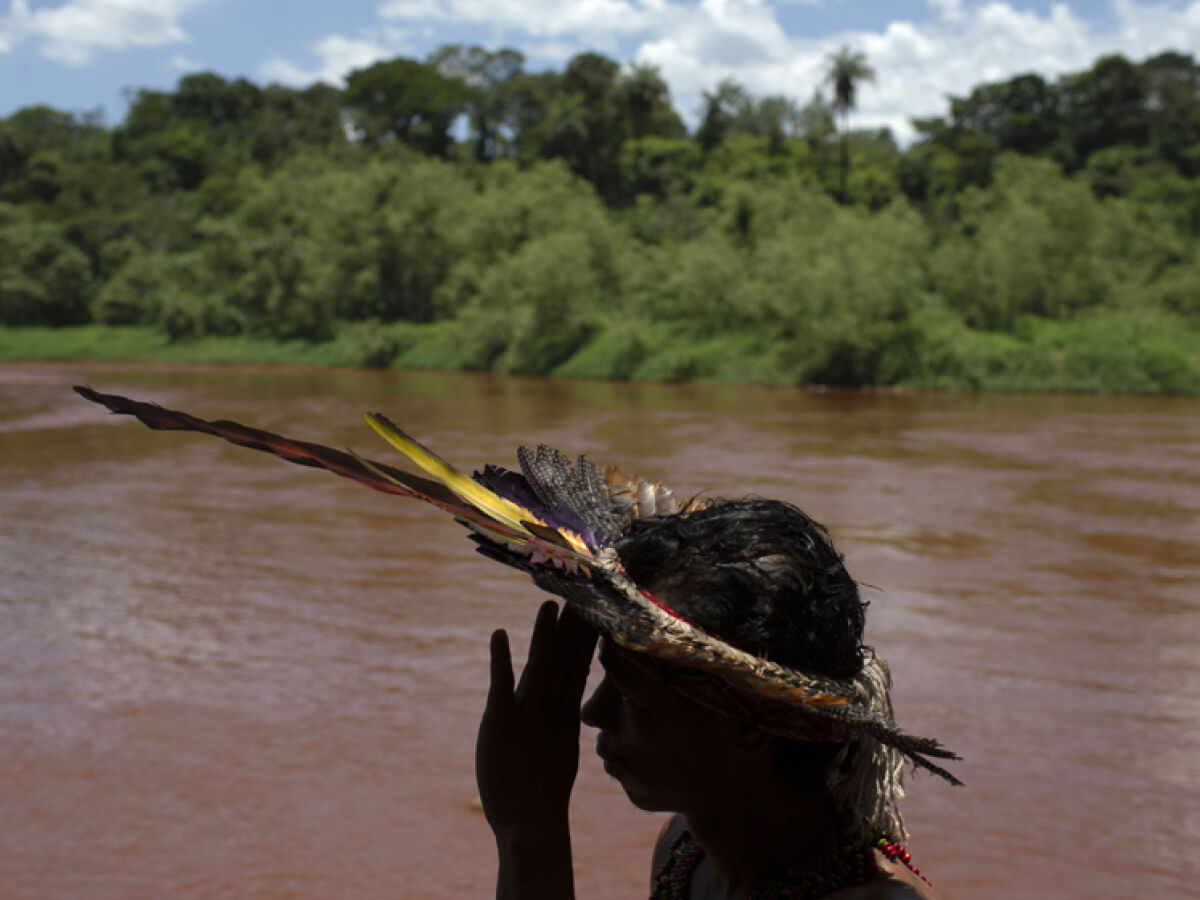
top-left (1, 47), bottom-right (1198, 392)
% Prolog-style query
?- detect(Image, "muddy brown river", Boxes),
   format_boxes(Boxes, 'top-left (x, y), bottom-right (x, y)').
top-left (1, 363), bottom-right (1197, 898)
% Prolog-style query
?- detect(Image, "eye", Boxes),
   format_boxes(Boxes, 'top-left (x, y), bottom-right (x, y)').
top-left (603, 675), bottom-right (630, 704)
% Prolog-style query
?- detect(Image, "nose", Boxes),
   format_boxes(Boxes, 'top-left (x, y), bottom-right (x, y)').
top-left (581, 675), bottom-right (619, 730)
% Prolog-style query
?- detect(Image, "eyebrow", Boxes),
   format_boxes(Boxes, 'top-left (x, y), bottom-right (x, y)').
top-left (600, 642), bottom-right (661, 693)
top-left (598, 641), bottom-right (637, 682)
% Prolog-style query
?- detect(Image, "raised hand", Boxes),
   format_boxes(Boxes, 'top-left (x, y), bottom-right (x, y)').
top-left (476, 600), bottom-right (597, 899)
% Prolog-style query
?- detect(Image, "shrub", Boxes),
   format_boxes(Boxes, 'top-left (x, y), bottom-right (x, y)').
top-left (0, 204), bottom-right (91, 326)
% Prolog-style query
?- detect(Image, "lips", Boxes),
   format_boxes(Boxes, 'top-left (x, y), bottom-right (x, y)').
top-left (595, 734), bottom-right (623, 773)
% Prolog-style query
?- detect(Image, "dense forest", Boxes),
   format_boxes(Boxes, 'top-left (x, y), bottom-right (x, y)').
top-left (2, 47), bottom-right (1198, 392)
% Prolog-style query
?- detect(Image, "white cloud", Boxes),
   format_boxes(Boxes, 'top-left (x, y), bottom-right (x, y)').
top-left (379, 0), bottom-right (447, 20)
top-left (169, 53), bottom-right (201, 70)
top-left (260, 34), bottom-right (391, 86)
top-left (638, 0), bottom-right (1200, 141)
top-left (928, 0), bottom-right (964, 22)
top-left (0, 0), bottom-right (30, 54)
top-left (6, 0), bottom-right (1200, 146)
top-left (379, 0), bottom-right (657, 38)
top-left (1110, 0), bottom-right (1200, 53)
top-left (256, 0), bottom-right (674, 89)
top-left (849, 1), bottom-right (1200, 140)
top-left (1, 0), bottom-right (204, 65)
top-left (259, 0), bottom-right (1200, 142)
top-left (521, 38), bottom-right (587, 62)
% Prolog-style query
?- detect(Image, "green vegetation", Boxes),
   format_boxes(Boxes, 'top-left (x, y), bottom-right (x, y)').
top-left (2, 48), bottom-right (1199, 393)
top-left (824, 45), bottom-right (877, 202)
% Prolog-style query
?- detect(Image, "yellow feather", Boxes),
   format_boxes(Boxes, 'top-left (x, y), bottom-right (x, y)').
top-left (363, 413), bottom-right (537, 537)
top-left (346, 448), bottom-right (522, 541)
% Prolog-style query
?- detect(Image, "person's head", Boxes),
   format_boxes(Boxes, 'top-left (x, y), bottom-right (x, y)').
top-left (614, 496), bottom-right (866, 678)
top-left (581, 497), bottom-right (871, 815)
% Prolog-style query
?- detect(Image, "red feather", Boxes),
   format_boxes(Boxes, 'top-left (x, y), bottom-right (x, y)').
top-left (73, 386), bottom-right (567, 554)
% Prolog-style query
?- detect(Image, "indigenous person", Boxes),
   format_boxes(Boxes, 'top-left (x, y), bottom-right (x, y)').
top-left (68, 389), bottom-right (956, 897)
top-left (476, 498), bottom-right (957, 899)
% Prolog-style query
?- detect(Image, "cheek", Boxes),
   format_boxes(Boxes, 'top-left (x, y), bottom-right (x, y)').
top-left (616, 699), bottom-right (687, 768)
top-left (629, 700), bottom-right (725, 776)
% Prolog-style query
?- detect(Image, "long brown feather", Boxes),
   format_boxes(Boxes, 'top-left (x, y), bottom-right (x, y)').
top-left (73, 386), bottom-right (583, 558)
top-left (75, 386), bottom-right (456, 499)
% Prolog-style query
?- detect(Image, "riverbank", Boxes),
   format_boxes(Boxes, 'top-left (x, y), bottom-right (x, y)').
top-left (2, 316), bottom-right (1198, 394)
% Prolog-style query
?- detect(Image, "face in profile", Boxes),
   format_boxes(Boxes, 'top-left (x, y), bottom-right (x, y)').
top-left (581, 639), bottom-right (748, 813)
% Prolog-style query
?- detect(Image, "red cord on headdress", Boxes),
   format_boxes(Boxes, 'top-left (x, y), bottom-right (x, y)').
top-left (639, 588), bottom-right (704, 630)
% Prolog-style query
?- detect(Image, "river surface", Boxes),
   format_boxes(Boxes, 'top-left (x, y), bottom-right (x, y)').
top-left (1, 362), bottom-right (1197, 899)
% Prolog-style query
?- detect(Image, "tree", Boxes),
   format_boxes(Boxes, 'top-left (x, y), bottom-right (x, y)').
top-left (948, 73), bottom-right (1060, 156)
top-left (0, 105), bottom-right (106, 199)
top-left (798, 90), bottom-right (836, 178)
top-left (534, 53), bottom-right (629, 203)
top-left (615, 64), bottom-right (684, 194)
top-left (171, 73), bottom-right (261, 128)
top-left (429, 44), bottom-right (526, 161)
top-left (1140, 52), bottom-right (1200, 175)
top-left (696, 79), bottom-right (751, 152)
top-left (753, 96), bottom-right (801, 155)
top-left (824, 46), bottom-right (875, 201)
top-left (0, 203), bottom-right (92, 326)
top-left (617, 64), bottom-right (683, 141)
top-left (251, 83), bottom-right (346, 164)
top-left (1058, 54), bottom-right (1148, 168)
top-left (503, 70), bottom-right (562, 162)
top-left (343, 57), bottom-right (471, 157)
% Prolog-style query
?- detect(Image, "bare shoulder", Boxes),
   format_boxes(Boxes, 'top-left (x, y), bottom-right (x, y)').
top-left (820, 845), bottom-right (942, 900)
top-left (826, 866), bottom-right (939, 900)
top-left (826, 884), bottom-right (930, 899)
top-left (649, 814), bottom-right (689, 889)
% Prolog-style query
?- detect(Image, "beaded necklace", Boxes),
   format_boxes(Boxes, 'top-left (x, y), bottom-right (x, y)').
top-left (877, 838), bottom-right (932, 888)
top-left (651, 830), bottom-right (932, 899)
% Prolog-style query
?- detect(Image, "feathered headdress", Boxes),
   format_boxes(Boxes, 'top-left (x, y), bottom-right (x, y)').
top-left (75, 386), bottom-right (959, 840)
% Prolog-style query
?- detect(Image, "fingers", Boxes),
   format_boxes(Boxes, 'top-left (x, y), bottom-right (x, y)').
top-left (488, 628), bottom-right (514, 703)
top-left (515, 600), bottom-right (560, 704)
top-left (558, 604), bottom-right (597, 651)
top-left (508, 600), bottom-right (597, 714)
top-left (557, 605), bottom-right (598, 700)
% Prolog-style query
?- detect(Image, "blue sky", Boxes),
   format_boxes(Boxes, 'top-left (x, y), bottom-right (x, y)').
top-left (3, 0), bottom-right (1199, 140)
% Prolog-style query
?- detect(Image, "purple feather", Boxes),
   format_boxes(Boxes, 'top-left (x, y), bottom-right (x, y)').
top-left (474, 464), bottom-right (600, 550)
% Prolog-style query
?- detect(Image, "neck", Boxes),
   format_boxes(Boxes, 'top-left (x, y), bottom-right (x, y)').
top-left (682, 783), bottom-right (841, 898)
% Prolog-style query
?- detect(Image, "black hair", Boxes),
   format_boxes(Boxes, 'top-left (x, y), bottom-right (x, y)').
top-left (614, 497), bottom-right (866, 679)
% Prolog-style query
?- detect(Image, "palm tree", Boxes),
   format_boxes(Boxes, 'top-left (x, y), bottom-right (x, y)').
top-left (619, 63), bottom-right (670, 142)
top-left (824, 46), bottom-right (875, 202)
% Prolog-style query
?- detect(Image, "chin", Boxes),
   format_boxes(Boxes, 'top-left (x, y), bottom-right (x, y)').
top-left (600, 760), bottom-right (650, 808)
top-left (597, 755), bottom-right (681, 813)
top-left (616, 778), bottom-right (673, 814)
